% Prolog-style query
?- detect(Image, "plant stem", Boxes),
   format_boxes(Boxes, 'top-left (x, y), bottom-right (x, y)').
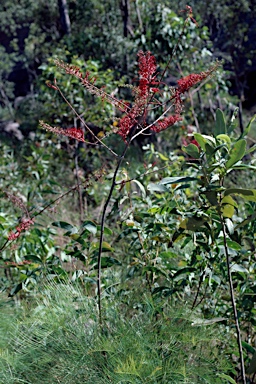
top-left (74, 143), bottom-right (84, 224)
top-left (97, 133), bottom-right (134, 325)
top-left (220, 214), bottom-right (246, 384)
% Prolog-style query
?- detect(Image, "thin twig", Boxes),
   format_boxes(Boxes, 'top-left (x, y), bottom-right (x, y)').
top-left (115, 165), bottom-right (168, 185)
top-left (74, 143), bottom-right (84, 224)
top-left (54, 80), bottom-right (118, 157)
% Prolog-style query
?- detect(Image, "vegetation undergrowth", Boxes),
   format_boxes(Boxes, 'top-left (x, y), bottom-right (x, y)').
top-left (0, 282), bottom-right (231, 384)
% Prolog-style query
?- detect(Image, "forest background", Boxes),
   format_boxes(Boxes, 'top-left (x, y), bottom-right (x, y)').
top-left (0, 0), bottom-right (256, 383)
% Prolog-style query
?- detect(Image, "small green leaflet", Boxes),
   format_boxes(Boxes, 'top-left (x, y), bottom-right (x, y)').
top-left (182, 143), bottom-right (200, 159)
top-left (214, 108), bottom-right (226, 135)
top-left (224, 188), bottom-right (256, 202)
top-left (226, 139), bottom-right (246, 169)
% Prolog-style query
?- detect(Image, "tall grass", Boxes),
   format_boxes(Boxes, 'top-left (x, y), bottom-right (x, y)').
top-left (0, 283), bottom-right (231, 383)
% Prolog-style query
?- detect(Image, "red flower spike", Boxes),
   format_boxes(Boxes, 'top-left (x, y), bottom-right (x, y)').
top-left (65, 128), bottom-right (85, 141)
top-left (117, 51), bottom-right (158, 141)
top-left (177, 73), bottom-right (208, 94)
top-left (8, 218), bottom-right (34, 241)
top-left (151, 114), bottom-right (182, 133)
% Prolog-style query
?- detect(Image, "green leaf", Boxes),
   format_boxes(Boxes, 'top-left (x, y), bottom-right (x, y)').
top-left (182, 143), bottom-right (200, 159)
top-left (172, 267), bottom-right (196, 281)
top-left (204, 191), bottom-right (218, 206)
top-left (96, 225), bottom-right (113, 235)
top-left (246, 143), bottom-right (256, 155)
top-left (91, 241), bottom-right (114, 252)
top-left (100, 256), bottom-right (121, 268)
top-left (0, 216), bottom-right (6, 223)
top-left (225, 218), bottom-right (234, 235)
top-left (221, 195), bottom-right (238, 207)
top-left (217, 373), bottom-right (236, 384)
top-left (205, 143), bottom-right (216, 158)
top-left (226, 139), bottom-right (246, 169)
top-left (147, 183), bottom-right (168, 193)
top-left (160, 176), bottom-right (197, 185)
top-left (214, 109), bottom-right (226, 135)
top-left (227, 107), bottom-right (238, 135)
top-left (152, 286), bottom-right (176, 296)
top-left (82, 221), bottom-right (97, 235)
top-left (103, 226), bottom-right (113, 235)
top-left (193, 133), bottom-right (206, 150)
top-left (218, 239), bottom-right (241, 250)
top-left (194, 133), bottom-right (216, 151)
top-left (242, 341), bottom-right (255, 354)
top-left (158, 153), bottom-right (169, 161)
top-left (224, 188), bottom-right (256, 202)
top-left (221, 204), bottom-right (234, 218)
top-left (235, 212), bottom-right (256, 230)
top-left (132, 179), bottom-right (146, 198)
top-left (240, 114), bottom-right (256, 139)
top-left (179, 216), bottom-right (206, 231)
top-left (231, 264), bottom-right (248, 273)
top-left (9, 283), bottom-right (23, 297)
top-left (52, 221), bottom-right (74, 231)
top-left (24, 254), bottom-right (42, 263)
top-left (216, 134), bottom-right (231, 143)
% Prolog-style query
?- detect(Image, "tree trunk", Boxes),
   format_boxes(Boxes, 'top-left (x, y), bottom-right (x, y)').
top-left (120, 0), bottom-right (133, 37)
top-left (58, 0), bottom-right (71, 36)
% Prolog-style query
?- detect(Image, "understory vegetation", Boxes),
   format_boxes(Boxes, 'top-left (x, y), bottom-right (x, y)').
top-left (0, 1), bottom-right (256, 383)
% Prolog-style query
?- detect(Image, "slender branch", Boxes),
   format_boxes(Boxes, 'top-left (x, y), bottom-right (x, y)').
top-left (74, 143), bottom-right (84, 224)
top-left (115, 165), bottom-right (168, 185)
top-left (97, 124), bottom-right (138, 325)
top-left (54, 80), bottom-right (118, 157)
top-left (131, 103), bottom-right (174, 142)
top-left (220, 213), bottom-right (246, 384)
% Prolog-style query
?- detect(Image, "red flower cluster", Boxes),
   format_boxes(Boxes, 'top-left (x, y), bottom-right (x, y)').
top-left (117, 51), bottom-right (159, 141)
top-left (137, 50), bottom-right (158, 98)
top-left (39, 122), bottom-right (86, 143)
top-left (151, 114), bottom-right (182, 133)
top-left (49, 52), bottom-right (219, 142)
top-left (8, 218), bottom-right (34, 241)
top-left (177, 73), bottom-right (208, 94)
top-left (65, 127), bottom-right (85, 141)
top-left (117, 52), bottom-right (218, 139)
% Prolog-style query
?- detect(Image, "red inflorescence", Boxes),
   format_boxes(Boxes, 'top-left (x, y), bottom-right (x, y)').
top-left (117, 51), bottom-right (159, 142)
top-left (8, 218), bottom-right (34, 241)
top-left (65, 128), bottom-right (85, 141)
top-left (138, 51), bottom-right (157, 90)
top-left (151, 114), bottom-right (182, 133)
top-left (176, 73), bottom-right (207, 94)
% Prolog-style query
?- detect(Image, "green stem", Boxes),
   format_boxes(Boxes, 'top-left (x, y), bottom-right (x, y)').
top-left (220, 213), bottom-right (246, 384)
